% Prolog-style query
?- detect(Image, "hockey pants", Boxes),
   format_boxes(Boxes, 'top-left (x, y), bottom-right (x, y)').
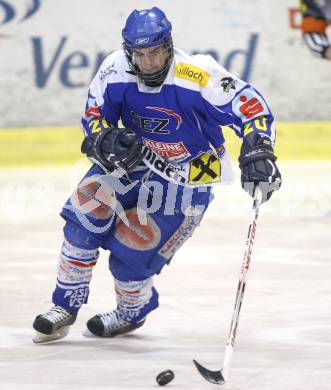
top-left (51, 164), bottom-right (213, 322)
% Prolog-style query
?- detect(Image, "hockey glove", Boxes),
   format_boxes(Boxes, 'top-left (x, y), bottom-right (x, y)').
top-left (81, 127), bottom-right (144, 174)
top-left (238, 132), bottom-right (281, 202)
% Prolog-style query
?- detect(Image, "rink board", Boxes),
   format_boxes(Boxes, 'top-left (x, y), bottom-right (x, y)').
top-left (1, 122), bottom-right (331, 167)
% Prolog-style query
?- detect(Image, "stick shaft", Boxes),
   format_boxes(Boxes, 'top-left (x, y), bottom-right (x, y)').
top-left (221, 188), bottom-right (261, 380)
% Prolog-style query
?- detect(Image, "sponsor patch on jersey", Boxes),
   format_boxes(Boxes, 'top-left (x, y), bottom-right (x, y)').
top-left (216, 145), bottom-right (225, 159)
top-left (143, 138), bottom-right (190, 161)
top-left (85, 91), bottom-right (101, 118)
top-left (146, 107), bottom-right (182, 129)
top-left (220, 77), bottom-right (238, 93)
top-left (99, 62), bottom-right (117, 81)
top-left (232, 88), bottom-right (270, 122)
top-left (142, 147), bottom-right (222, 186)
top-left (142, 147), bottom-right (188, 185)
top-left (175, 63), bottom-right (210, 87)
top-left (85, 103), bottom-right (101, 118)
top-left (131, 110), bottom-right (169, 134)
top-left (189, 152), bottom-right (221, 184)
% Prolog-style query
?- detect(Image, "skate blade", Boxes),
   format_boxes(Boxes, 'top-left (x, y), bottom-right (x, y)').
top-left (33, 326), bottom-right (70, 344)
top-left (82, 328), bottom-right (98, 338)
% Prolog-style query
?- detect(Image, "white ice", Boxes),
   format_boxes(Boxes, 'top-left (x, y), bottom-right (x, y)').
top-left (0, 161), bottom-right (330, 389)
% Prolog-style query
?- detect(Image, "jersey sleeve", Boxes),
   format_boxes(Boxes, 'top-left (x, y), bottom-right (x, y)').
top-left (199, 55), bottom-right (276, 144)
top-left (81, 54), bottom-right (122, 136)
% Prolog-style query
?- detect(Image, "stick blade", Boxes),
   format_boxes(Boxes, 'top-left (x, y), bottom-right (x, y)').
top-left (193, 360), bottom-right (225, 385)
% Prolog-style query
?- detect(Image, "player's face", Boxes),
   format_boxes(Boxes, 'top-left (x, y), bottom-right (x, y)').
top-left (133, 44), bottom-right (168, 74)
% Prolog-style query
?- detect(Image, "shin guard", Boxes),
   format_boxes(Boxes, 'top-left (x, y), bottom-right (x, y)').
top-left (52, 239), bottom-right (99, 313)
top-left (115, 278), bottom-right (159, 323)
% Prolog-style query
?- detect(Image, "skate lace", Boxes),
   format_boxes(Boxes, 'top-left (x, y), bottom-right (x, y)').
top-left (43, 306), bottom-right (71, 324)
top-left (99, 310), bottom-right (128, 332)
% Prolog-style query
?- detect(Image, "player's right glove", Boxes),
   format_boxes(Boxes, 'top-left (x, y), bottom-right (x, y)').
top-left (81, 126), bottom-right (145, 174)
top-left (238, 132), bottom-right (282, 202)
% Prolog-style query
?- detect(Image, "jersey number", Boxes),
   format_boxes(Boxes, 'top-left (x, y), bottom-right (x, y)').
top-left (243, 117), bottom-right (268, 137)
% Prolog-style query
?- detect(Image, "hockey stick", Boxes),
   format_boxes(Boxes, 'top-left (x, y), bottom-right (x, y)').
top-left (193, 185), bottom-right (263, 385)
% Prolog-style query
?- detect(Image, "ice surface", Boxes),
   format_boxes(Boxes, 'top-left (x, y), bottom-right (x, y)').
top-left (0, 162), bottom-right (330, 389)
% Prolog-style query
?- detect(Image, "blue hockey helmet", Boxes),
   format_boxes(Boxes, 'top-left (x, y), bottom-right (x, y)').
top-left (122, 7), bottom-right (174, 87)
top-left (122, 7), bottom-right (172, 48)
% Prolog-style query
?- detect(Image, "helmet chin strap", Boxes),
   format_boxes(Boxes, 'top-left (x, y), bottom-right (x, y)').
top-left (124, 38), bottom-right (174, 88)
top-left (138, 60), bottom-right (172, 87)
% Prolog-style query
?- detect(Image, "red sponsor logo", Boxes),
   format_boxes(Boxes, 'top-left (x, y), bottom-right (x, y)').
top-left (239, 95), bottom-right (264, 120)
top-left (115, 209), bottom-right (161, 251)
top-left (146, 106), bottom-right (182, 129)
top-left (143, 138), bottom-right (190, 159)
top-left (85, 103), bottom-right (101, 118)
top-left (72, 179), bottom-right (114, 220)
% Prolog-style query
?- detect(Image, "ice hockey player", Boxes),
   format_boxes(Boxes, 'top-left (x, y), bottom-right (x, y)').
top-left (32, 7), bottom-right (281, 343)
top-left (300, 0), bottom-right (331, 59)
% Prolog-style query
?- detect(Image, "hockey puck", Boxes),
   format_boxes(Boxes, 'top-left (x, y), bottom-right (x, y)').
top-left (156, 369), bottom-right (175, 386)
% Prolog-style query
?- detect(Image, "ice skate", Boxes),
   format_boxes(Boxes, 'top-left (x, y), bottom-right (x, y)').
top-left (86, 310), bottom-right (145, 337)
top-left (33, 305), bottom-right (77, 343)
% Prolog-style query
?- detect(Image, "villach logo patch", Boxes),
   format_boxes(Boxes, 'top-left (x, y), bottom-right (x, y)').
top-left (0, 0), bottom-right (41, 26)
top-left (175, 63), bottom-right (210, 87)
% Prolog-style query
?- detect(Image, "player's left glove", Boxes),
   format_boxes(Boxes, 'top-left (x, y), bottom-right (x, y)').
top-left (238, 132), bottom-right (281, 202)
top-left (81, 127), bottom-right (145, 174)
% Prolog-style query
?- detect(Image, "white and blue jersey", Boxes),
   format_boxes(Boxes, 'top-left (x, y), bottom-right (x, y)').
top-left (82, 48), bottom-right (276, 186)
top-left (54, 48), bottom-right (276, 316)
